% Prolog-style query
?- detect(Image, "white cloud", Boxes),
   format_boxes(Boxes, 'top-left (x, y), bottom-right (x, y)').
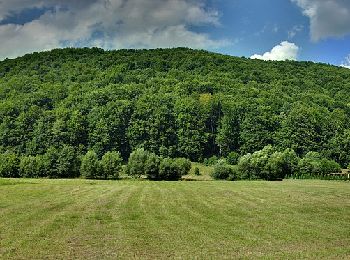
top-left (250, 41), bottom-right (299, 61)
top-left (341, 55), bottom-right (350, 69)
top-left (0, 0), bottom-right (230, 60)
top-left (291, 0), bottom-right (350, 41)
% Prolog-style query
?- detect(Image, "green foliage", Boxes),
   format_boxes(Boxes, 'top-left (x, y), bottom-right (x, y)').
top-left (126, 149), bottom-right (190, 180)
top-left (267, 148), bottom-right (299, 179)
top-left (40, 145), bottom-right (79, 178)
top-left (226, 151), bottom-right (240, 165)
top-left (216, 106), bottom-right (240, 156)
top-left (19, 155), bottom-right (47, 178)
top-left (237, 153), bottom-right (253, 180)
top-left (80, 151), bottom-right (100, 179)
top-left (298, 152), bottom-right (341, 177)
top-left (237, 146), bottom-right (299, 180)
top-left (144, 152), bottom-right (161, 180)
top-left (211, 160), bottom-right (233, 180)
top-left (326, 129), bottom-right (350, 168)
top-left (100, 151), bottom-right (123, 179)
top-left (194, 167), bottom-right (200, 176)
top-left (1, 47), bottom-right (350, 178)
top-left (126, 148), bottom-right (149, 177)
top-left (55, 145), bottom-right (80, 178)
top-left (174, 158), bottom-right (192, 176)
top-left (158, 158), bottom-right (183, 181)
top-left (0, 153), bottom-right (19, 178)
top-left (19, 156), bottom-right (37, 178)
top-left (203, 155), bottom-right (218, 166)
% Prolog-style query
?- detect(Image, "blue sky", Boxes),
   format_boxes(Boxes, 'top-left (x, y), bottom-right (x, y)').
top-left (0, 0), bottom-right (349, 67)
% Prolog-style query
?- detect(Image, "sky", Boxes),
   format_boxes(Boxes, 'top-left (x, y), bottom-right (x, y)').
top-left (0, 0), bottom-right (349, 68)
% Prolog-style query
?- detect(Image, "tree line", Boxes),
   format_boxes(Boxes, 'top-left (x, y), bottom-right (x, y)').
top-left (0, 47), bottom-right (349, 179)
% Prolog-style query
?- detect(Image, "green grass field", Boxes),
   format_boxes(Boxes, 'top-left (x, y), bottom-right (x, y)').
top-left (0, 179), bottom-right (349, 259)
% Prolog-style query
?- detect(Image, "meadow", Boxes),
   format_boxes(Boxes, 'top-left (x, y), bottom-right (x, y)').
top-left (0, 178), bottom-right (349, 259)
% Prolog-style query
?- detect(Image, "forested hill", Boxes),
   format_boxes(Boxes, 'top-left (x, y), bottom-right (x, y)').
top-left (1, 47), bottom-right (350, 167)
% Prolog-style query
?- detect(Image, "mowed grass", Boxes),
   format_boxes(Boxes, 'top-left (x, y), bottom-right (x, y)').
top-left (0, 179), bottom-right (349, 259)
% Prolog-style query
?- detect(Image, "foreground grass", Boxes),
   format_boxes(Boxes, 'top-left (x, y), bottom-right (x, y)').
top-left (0, 179), bottom-right (349, 259)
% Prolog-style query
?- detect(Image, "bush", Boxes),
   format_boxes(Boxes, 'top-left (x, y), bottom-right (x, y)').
top-left (125, 148), bottom-right (149, 177)
top-left (19, 156), bottom-right (35, 178)
top-left (80, 151), bottom-right (100, 179)
top-left (226, 151), bottom-right (240, 165)
top-left (237, 153), bottom-right (253, 180)
top-left (144, 152), bottom-right (161, 180)
top-left (158, 158), bottom-right (182, 181)
top-left (42, 147), bottom-right (59, 178)
top-left (237, 146), bottom-right (299, 180)
top-left (19, 156), bottom-right (41, 178)
top-left (298, 152), bottom-right (341, 177)
top-left (211, 161), bottom-right (232, 180)
top-left (194, 167), bottom-right (200, 176)
top-left (101, 151), bottom-right (123, 179)
top-left (39, 146), bottom-right (80, 178)
top-left (250, 145), bottom-right (275, 180)
top-left (204, 155), bottom-right (218, 166)
top-left (0, 153), bottom-right (19, 178)
top-left (266, 149), bottom-right (299, 180)
top-left (227, 165), bottom-right (239, 181)
top-left (174, 158), bottom-right (191, 176)
top-left (320, 158), bottom-right (341, 175)
top-left (56, 145), bottom-right (80, 178)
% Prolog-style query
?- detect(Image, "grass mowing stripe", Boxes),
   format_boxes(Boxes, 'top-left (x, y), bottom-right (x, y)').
top-left (0, 179), bottom-right (349, 259)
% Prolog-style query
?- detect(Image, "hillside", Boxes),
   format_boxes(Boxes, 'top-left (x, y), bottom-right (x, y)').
top-left (0, 47), bottom-right (350, 172)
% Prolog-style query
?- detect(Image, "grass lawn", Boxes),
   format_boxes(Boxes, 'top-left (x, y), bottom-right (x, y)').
top-left (0, 179), bottom-right (349, 259)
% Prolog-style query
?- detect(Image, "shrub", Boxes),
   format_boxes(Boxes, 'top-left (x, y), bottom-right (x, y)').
top-left (227, 165), bottom-right (239, 181)
top-left (174, 158), bottom-right (192, 176)
top-left (298, 152), bottom-right (341, 177)
top-left (42, 146), bottom-right (59, 178)
top-left (0, 153), bottom-right (20, 178)
top-left (19, 156), bottom-right (35, 178)
top-left (226, 151), bottom-right (240, 165)
top-left (56, 145), bottom-right (80, 178)
top-left (279, 148), bottom-right (299, 176)
top-left (266, 151), bottom-right (285, 180)
top-left (144, 152), bottom-right (161, 180)
top-left (266, 149), bottom-right (299, 180)
top-left (237, 153), bottom-right (253, 179)
top-left (101, 151), bottom-right (123, 179)
top-left (211, 160), bottom-right (232, 180)
top-left (39, 146), bottom-right (80, 178)
top-left (204, 155), bottom-right (218, 166)
top-left (158, 158), bottom-right (182, 181)
top-left (194, 167), bottom-right (200, 176)
top-left (237, 146), bottom-right (299, 180)
top-left (250, 145), bottom-right (275, 180)
top-left (19, 156), bottom-right (40, 178)
top-left (80, 151), bottom-right (100, 179)
top-left (125, 148), bottom-right (149, 177)
top-left (319, 158), bottom-right (341, 175)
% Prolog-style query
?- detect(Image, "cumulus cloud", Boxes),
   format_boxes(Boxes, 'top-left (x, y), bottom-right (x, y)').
top-left (250, 41), bottom-right (299, 61)
top-left (291, 0), bottom-right (350, 41)
top-left (0, 0), bottom-right (229, 60)
top-left (341, 55), bottom-right (350, 69)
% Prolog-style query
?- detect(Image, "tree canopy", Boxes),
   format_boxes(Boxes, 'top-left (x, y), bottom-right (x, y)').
top-left (0, 47), bottom-right (350, 172)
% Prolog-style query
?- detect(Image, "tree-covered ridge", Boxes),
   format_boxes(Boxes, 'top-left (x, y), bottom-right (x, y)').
top-left (0, 47), bottom-right (350, 170)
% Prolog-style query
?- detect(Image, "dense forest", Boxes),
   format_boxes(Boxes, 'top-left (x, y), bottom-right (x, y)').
top-left (0, 47), bottom-right (349, 179)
